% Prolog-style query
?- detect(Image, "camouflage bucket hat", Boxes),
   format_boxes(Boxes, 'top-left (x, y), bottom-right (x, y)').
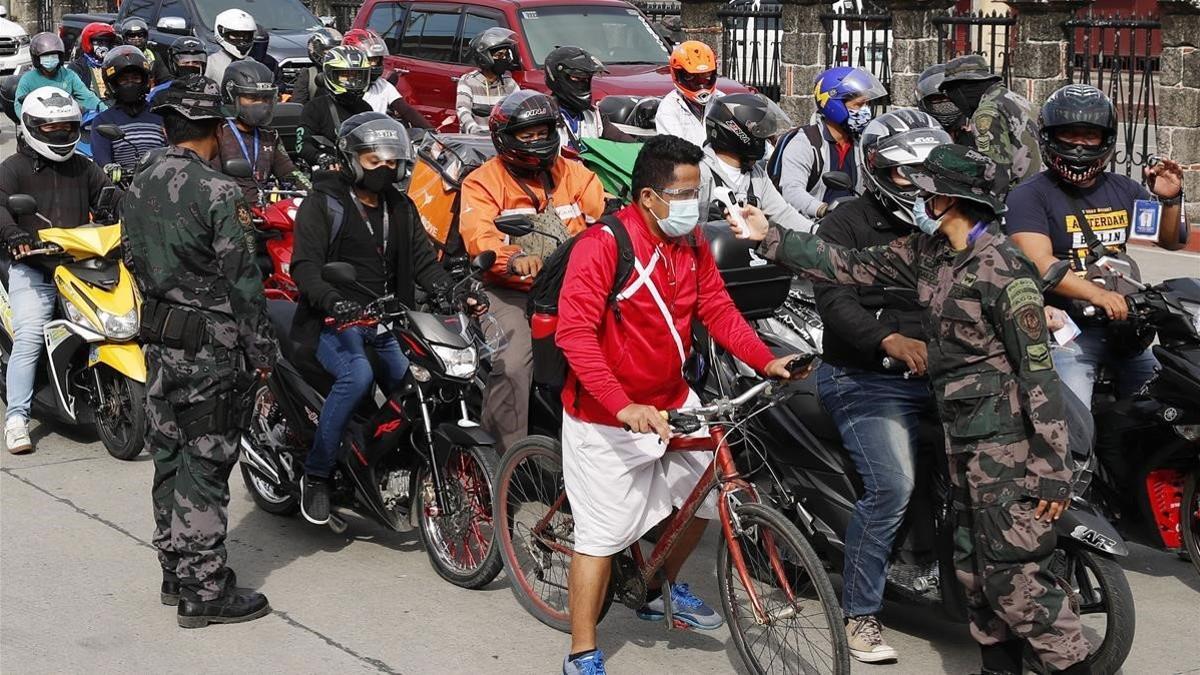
top-left (939, 54), bottom-right (1001, 86)
top-left (898, 143), bottom-right (1008, 215)
top-left (151, 74), bottom-right (227, 120)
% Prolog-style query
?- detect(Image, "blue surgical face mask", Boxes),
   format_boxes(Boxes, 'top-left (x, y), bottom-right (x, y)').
top-left (39, 54), bottom-right (61, 72)
top-left (653, 192), bottom-right (700, 238)
top-left (911, 195), bottom-right (947, 236)
top-left (846, 106), bottom-right (873, 135)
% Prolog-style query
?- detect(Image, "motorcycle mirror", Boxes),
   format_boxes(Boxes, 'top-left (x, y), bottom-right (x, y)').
top-left (1042, 259), bottom-right (1071, 290)
top-left (471, 250), bottom-right (497, 274)
top-left (223, 158), bottom-right (254, 179)
top-left (821, 171), bottom-right (853, 192)
top-left (96, 124), bottom-right (125, 142)
top-left (321, 262), bottom-right (358, 285)
top-left (493, 213), bottom-right (535, 237)
top-left (6, 193), bottom-right (38, 216)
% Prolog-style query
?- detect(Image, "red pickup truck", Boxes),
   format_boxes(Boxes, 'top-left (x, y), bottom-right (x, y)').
top-left (351, 0), bottom-right (750, 127)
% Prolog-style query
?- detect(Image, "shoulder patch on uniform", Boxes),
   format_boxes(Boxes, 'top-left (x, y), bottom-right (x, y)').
top-left (1005, 277), bottom-right (1041, 310)
top-left (1026, 342), bottom-right (1052, 371)
top-left (1017, 305), bottom-right (1044, 340)
top-left (236, 202), bottom-right (253, 228)
top-left (975, 114), bottom-right (993, 132)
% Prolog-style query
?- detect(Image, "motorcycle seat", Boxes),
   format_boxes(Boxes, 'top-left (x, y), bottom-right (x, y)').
top-left (783, 376), bottom-right (842, 442)
top-left (266, 299), bottom-right (334, 394)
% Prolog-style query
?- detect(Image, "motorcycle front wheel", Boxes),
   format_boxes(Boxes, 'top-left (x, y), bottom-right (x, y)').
top-left (93, 367), bottom-right (146, 461)
top-left (239, 382), bottom-right (299, 516)
top-left (1182, 467), bottom-right (1200, 579)
top-left (416, 444), bottom-right (503, 589)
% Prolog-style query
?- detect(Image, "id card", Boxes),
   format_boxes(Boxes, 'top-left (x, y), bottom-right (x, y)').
top-left (1130, 199), bottom-right (1161, 241)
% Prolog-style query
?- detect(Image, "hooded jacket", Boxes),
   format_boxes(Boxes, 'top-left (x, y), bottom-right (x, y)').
top-left (0, 141), bottom-right (118, 246)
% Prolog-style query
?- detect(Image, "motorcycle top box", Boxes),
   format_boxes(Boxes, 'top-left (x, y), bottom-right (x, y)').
top-left (702, 221), bottom-right (792, 320)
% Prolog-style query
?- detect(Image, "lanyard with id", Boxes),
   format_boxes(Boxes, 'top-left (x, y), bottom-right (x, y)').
top-left (226, 119), bottom-right (260, 181)
top-left (349, 190), bottom-right (390, 294)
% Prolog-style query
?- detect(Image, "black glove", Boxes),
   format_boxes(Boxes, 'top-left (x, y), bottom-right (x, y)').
top-left (6, 232), bottom-right (35, 258)
top-left (329, 299), bottom-right (364, 324)
top-left (459, 288), bottom-right (490, 316)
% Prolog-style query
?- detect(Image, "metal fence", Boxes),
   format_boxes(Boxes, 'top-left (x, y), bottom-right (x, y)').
top-left (718, 3), bottom-right (782, 101)
top-left (819, 9), bottom-right (893, 100)
top-left (1064, 12), bottom-right (1162, 178)
top-left (932, 11), bottom-right (1015, 87)
top-left (330, 1), bottom-right (362, 33)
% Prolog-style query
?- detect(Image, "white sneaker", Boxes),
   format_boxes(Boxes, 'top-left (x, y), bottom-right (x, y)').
top-left (5, 417), bottom-right (33, 454)
top-left (846, 615), bottom-right (898, 663)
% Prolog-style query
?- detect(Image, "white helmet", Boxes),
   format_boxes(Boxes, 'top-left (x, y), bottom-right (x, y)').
top-left (214, 8), bottom-right (256, 59)
top-left (20, 86), bottom-right (82, 162)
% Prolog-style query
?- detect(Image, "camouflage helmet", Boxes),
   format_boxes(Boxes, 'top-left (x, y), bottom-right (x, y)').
top-left (151, 74), bottom-right (226, 120)
top-left (897, 144), bottom-right (1008, 215)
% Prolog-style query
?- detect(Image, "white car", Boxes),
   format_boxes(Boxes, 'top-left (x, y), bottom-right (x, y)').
top-left (0, 5), bottom-right (32, 77)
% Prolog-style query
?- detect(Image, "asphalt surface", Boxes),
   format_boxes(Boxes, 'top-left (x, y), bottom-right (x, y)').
top-left (2, 120), bottom-right (1199, 674)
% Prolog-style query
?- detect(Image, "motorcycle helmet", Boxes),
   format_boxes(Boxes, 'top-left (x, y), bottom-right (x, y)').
top-left (214, 8), bottom-right (256, 59)
top-left (337, 111), bottom-right (413, 183)
top-left (30, 32), bottom-right (65, 77)
top-left (222, 59), bottom-right (278, 127)
top-left (468, 27), bottom-right (519, 76)
top-left (705, 93), bottom-right (792, 170)
top-left (118, 17), bottom-right (150, 51)
top-left (1039, 84), bottom-right (1117, 186)
top-left (168, 36), bottom-right (208, 78)
top-left (813, 66), bottom-right (887, 130)
top-left (19, 86), bottom-right (83, 162)
top-left (859, 109), bottom-right (954, 225)
top-left (489, 90), bottom-right (561, 172)
top-left (80, 22), bottom-right (118, 63)
top-left (307, 28), bottom-right (342, 66)
top-left (343, 28), bottom-right (387, 81)
top-left (669, 40), bottom-right (717, 105)
top-left (544, 46), bottom-right (606, 114)
top-left (916, 64), bottom-right (963, 131)
top-left (597, 95), bottom-right (637, 125)
top-left (322, 46), bottom-right (371, 98)
top-left (101, 46), bottom-right (151, 107)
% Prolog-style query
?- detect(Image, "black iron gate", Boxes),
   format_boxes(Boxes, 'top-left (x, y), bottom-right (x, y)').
top-left (330, 1), bottom-right (362, 32)
top-left (819, 9), bottom-right (893, 102)
top-left (1064, 12), bottom-right (1162, 178)
top-left (719, 3), bottom-right (782, 101)
top-left (932, 11), bottom-right (1015, 86)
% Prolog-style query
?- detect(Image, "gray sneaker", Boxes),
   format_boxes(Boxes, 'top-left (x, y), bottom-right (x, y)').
top-left (636, 582), bottom-right (724, 630)
top-left (846, 615), bottom-right (898, 663)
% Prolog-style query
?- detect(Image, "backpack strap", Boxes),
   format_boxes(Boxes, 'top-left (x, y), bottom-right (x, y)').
top-left (766, 127), bottom-right (799, 189)
top-left (802, 124), bottom-right (824, 194)
top-left (599, 214), bottom-right (635, 320)
top-left (325, 193), bottom-right (345, 245)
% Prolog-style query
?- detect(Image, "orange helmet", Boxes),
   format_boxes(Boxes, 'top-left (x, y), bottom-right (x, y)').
top-left (669, 41), bottom-right (718, 104)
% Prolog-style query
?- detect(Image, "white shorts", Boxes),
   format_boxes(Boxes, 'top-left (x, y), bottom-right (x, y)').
top-left (561, 390), bottom-right (718, 557)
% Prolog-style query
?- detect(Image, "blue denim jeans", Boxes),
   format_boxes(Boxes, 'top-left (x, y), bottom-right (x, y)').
top-left (5, 264), bottom-right (56, 423)
top-left (817, 362), bottom-right (932, 617)
top-left (1052, 324), bottom-right (1158, 409)
top-left (305, 326), bottom-right (409, 478)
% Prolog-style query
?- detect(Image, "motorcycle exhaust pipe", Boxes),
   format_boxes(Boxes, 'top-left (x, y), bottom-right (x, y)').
top-left (238, 435), bottom-right (282, 485)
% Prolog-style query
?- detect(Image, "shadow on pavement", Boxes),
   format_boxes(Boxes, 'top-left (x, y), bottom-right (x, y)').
top-left (1119, 542), bottom-right (1200, 593)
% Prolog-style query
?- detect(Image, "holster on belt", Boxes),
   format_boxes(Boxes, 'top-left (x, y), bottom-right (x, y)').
top-left (140, 297), bottom-right (210, 357)
top-left (175, 369), bottom-right (258, 441)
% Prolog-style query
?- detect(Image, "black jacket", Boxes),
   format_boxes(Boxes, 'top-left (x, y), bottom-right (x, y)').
top-left (290, 174), bottom-right (452, 352)
top-left (813, 193), bottom-right (927, 372)
top-left (296, 90), bottom-right (372, 164)
top-left (0, 142), bottom-right (117, 246)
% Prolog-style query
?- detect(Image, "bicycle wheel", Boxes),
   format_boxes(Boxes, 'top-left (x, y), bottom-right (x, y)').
top-left (493, 435), bottom-right (613, 633)
top-left (718, 502), bottom-right (849, 675)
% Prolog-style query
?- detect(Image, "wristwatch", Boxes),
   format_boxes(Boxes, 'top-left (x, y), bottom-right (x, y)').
top-left (1159, 192), bottom-right (1183, 206)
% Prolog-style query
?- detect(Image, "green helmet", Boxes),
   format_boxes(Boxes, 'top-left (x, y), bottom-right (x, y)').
top-left (897, 144), bottom-right (1008, 216)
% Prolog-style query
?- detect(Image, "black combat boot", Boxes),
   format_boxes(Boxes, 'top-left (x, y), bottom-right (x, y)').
top-left (177, 589), bottom-right (270, 629)
top-left (163, 569), bottom-right (238, 606)
top-left (974, 640), bottom-right (1024, 675)
top-left (1057, 661), bottom-right (1093, 675)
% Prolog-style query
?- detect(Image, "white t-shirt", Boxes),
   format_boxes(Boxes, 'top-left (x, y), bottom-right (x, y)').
top-left (363, 78), bottom-right (401, 115)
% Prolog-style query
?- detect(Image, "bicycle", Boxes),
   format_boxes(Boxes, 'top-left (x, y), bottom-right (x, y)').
top-left (492, 376), bottom-right (851, 674)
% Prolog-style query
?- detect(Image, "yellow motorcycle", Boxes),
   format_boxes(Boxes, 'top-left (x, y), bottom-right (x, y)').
top-left (0, 194), bottom-right (147, 460)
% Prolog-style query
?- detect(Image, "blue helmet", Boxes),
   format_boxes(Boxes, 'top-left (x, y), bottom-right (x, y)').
top-left (813, 67), bottom-right (887, 126)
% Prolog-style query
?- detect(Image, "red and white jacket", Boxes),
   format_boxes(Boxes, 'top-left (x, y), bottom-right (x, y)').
top-left (557, 204), bottom-right (776, 427)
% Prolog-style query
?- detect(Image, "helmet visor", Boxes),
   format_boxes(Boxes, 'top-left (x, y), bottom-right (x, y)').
top-left (330, 67), bottom-right (370, 93)
top-left (839, 69), bottom-right (888, 103)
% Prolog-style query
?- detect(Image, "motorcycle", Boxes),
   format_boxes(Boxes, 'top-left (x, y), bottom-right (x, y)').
top-left (0, 193), bottom-right (148, 460)
top-left (1079, 272), bottom-right (1200, 577)
top-left (238, 253), bottom-right (505, 589)
top-left (250, 185), bottom-right (306, 302)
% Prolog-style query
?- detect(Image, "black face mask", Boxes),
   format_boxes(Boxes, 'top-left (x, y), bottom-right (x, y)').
top-left (115, 82), bottom-right (147, 105)
top-left (238, 102), bottom-right (274, 127)
top-left (489, 58), bottom-right (514, 76)
top-left (359, 165), bottom-right (394, 193)
top-left (176, 63), bottom-right (203, 77)
top-left (945, 80), bottom-right (995, 116)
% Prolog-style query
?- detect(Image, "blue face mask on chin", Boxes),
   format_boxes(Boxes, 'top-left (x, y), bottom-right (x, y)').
top-left (653, 191), bottom-right (700, 238)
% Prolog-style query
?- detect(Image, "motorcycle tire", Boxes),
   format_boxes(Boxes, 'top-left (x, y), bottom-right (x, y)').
top-left (416, 444), bottom-right (504, 590)
top-left (94, 372), bottom-right (147, 461)
top-left (239, 463), bottom-right (299, 515)
top-left (1182, 467), bottom-right (1200, 579)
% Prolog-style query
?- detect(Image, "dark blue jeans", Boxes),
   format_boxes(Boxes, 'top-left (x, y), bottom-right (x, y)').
top-left (817, 362), bottom-right (932, 617)
top-left (305, 326), bottom-right (409, 478)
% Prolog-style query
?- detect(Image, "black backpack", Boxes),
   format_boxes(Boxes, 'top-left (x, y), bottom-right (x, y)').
top-left (526, 214), bottom-right (636, 387)
top-left (767, 123), bottom-right (824, 193)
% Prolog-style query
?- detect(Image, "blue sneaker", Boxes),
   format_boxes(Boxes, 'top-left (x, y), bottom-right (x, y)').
top-left (562, 649), bottom-right (607, 675)
top-left (636, 582), bottom-right (725, 630)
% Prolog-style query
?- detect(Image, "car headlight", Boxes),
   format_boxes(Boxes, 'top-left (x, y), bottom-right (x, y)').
top-left (431, 343), bottom-right (477, 379)
top-left (97, 307), bottom-right (139, 340)
top-left (17, 35), bottom-right (30, 46)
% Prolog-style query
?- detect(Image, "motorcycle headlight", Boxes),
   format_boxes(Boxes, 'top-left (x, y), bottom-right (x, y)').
top-left (431, 343), bottom-right (477, 379)
top-left (1174, 424), bottom-right (1200, 443)
top-left (97, 307), bottom-right (139, 340)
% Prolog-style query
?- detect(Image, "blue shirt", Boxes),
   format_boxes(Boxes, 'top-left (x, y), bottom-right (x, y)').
top-left (14, 68), bottom-right (106, 118)
top-left (90, 105), bottom-right (166, 171)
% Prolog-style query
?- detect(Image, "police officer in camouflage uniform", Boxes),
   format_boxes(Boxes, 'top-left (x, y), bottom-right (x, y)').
top-left (123, 75), bottom-right (279, 629)
top-left (938, 55), bottom-right (1041, 189)
top-left (734, 144), bottom-right (1090, 675)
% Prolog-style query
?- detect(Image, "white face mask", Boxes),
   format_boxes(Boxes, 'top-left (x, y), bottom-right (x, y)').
top-left (652, 191), bottom-right (701, 238)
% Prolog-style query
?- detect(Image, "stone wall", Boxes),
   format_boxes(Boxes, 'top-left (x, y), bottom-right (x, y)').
top-left (776, 0), bottom-right (832, 124)
top-left (1156, 0), bottom-right (1200, 227)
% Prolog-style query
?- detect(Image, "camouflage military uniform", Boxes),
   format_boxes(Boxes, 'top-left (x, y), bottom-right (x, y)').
top-left (972, 83), bottom-right (1042, 186)
top-left (758, 221), bottom-right (1087, 667)
top-left (123, 146), bottom-right (277, 602)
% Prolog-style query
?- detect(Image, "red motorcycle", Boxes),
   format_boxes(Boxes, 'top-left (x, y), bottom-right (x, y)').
top-left (252, 187), bottom-right (306, 301)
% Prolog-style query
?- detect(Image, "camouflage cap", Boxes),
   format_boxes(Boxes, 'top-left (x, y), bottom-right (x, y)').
top-left (150, 74), bottom-right (226, 120)
top-left (939, 54), bottom-right (1001, 86)
top-left (898, 143), bottom-right (1008, 215)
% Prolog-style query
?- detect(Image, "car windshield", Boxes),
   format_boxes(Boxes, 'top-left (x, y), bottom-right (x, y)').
top-left (194, 0), bottom-right (319, 32)
top-left (519, 5), bottom-right (670, 68)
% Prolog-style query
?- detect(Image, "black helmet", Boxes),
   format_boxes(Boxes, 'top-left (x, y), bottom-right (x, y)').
top-left (544, 46), bottom-right (606, 114)
top-left (1039, 84), bottom-right (1117, 186)
top-left (151, 74), bottom-right (226, 121)
top-left (30, 32), bottom-right (65, 76)
top-left (916, 64), bottom-right (963, 131)
top-left (307, 28), bottom-right (342, 65)
top-left (222, 59), bottom-right (278, 127)
top-left (597, 95), bottom-right (638, 125)
top-left (859, 108), bottom-right (954, 225)
top-left (489, 90), bottom-right (561, 172)
top-left (101, 45), bottom-right (150, 106)
top-left (337, 111), bottom-right (413, 183)
top-left (169, 36), bottom-right (208, 78)
top-left (119, 17), bottom-right (150, 49)
top-left (704, 93), bottom-right (791, 169)
top-left (469, 27), bottom-right (519, 76)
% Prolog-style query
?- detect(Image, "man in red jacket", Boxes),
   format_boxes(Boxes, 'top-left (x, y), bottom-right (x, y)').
top-left (556, 135), bottom-right (799, 675)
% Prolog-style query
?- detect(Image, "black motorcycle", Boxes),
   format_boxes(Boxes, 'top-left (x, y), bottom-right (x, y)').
top-left (1081, 276), bottom-right (1200, 577)
top-left (238, 255), bottom-right (504, 589)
